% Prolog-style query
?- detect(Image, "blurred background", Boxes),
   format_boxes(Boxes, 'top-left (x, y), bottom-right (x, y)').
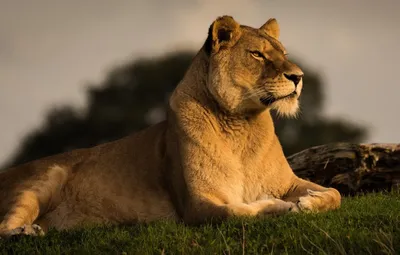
top-left (0, 0), bottom-right (399, 169)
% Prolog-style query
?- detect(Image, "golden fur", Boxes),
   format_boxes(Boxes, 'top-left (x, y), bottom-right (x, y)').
top-left (0, 16), bottom-right (341, 237)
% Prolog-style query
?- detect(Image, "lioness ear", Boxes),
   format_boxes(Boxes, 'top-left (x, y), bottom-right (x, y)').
top-left (260, 18), bottom-right (280, 40)
top-left (205, 15), bottom-right (241, 54)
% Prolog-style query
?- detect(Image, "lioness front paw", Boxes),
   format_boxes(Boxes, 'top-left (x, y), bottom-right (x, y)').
top-left (0, 224), bottom-right (45, 239)
top-left (255, 198), bottom-right (298, 216)
top-left (297, 188), bottom-right (341, 212)
top-left (297, 189), bottom-right (323, 212)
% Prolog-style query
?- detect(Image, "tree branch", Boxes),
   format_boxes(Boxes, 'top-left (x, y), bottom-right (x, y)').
top-left (287, 143), bottom-right (400, 195)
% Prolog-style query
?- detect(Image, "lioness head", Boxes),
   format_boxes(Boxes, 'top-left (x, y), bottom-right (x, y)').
top-left (204, 16), bottom-right (304, 117)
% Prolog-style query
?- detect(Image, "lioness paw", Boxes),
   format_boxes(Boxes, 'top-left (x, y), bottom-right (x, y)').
top-left (0, 224), bottom-right (45, 239)
top-left (255, 198), bottom-right (297, 216)
top-left (297, 188), bottom-right (340, 212)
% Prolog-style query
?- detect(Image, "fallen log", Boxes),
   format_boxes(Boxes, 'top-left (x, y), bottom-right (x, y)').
top-left (287, 143), bottom-right (400, 195)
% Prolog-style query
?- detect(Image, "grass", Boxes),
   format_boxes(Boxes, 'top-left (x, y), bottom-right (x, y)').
top-left (1, 191), bottom-right (399, 255)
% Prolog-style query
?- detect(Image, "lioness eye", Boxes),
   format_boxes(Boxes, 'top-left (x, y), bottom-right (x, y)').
top-left (250, 51), bottom-right (264, 60)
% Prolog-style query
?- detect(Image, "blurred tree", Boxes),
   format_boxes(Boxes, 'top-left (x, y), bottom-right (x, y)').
top-left (3, 51), bottom-right (366, 168)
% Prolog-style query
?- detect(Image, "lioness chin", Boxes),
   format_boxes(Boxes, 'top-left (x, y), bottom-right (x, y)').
top-left (0, 16), bottom-right (341, 238)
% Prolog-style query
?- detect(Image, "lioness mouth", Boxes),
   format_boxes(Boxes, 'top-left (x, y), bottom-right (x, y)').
top-left (260, 91), bottom-right (297, 106)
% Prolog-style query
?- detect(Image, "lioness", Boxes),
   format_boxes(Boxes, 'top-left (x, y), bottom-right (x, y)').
top-left (0, 16), bottom-right (341, 237)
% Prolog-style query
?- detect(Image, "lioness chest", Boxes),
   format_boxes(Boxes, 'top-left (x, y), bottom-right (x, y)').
top-left (204, 118), bottom-right (295, 204)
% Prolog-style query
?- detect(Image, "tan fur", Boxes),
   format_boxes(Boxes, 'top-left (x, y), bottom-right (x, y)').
top-left (0, 16), bottom-right (341, 237)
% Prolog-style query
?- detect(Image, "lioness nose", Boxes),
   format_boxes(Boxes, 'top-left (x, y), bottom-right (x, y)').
top-left (284, 73), bottom-right (303, 87)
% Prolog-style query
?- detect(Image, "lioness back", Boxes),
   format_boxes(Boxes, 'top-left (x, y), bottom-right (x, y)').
top-left (0, 121), bottom-right (177, 231)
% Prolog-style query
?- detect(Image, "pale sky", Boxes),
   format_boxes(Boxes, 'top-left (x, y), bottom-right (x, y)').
top-left (0, 0), bottom-right (399, 165)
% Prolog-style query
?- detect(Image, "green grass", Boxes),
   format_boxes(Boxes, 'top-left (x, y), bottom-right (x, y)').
top-left (1, 192), bottom-right (399, 255)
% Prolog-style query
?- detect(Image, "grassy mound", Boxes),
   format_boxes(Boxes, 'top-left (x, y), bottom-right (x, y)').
top-left (1, 191), bottom-right (399, 254)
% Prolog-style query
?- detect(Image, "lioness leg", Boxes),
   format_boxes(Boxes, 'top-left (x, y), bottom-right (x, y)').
top-left (226, 198), bottom-right (297, 216)
top-left (284, 177), bottom-right (341, 212)
top-left (0, 165), bottom-right (68, 237)
top-left (184, 196), bottom-right (297, 224)
top-left (0, 190), bottom-right (44, 237)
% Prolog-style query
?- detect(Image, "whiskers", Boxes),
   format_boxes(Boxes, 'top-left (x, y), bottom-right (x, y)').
top-left (240, 86), bottom-right (301, 118)
top-left (266, 88), bottom-right (296, 96)
top-left (241, 87), bottom-right (268, 101)
top-left (242, 85), bottom-right (295, 102)
top-left (263, 82), bottom-right (297, 96)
